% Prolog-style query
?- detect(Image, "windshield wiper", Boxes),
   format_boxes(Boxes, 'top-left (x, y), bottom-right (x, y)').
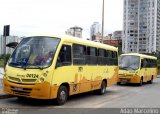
top-left (119, 67), bottom-right (129, 70)
top-left (9, 62), bottom-right (20, 66)
top-left (16, 61), bottom-right (27, 70)
top-left (36, 66), bottom-right (44, 70)
top-left (25, 64), bottom-right (44, 70)
top-left (120, 66), bottom-right (135, 70)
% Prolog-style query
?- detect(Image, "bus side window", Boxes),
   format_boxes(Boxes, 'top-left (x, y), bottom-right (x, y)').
top-left (73, 44), bottom-right (86, 65)
top-left (56, 45), bottom-right (72, 67)
top-left (86, 47), bottom-right (97, 65)
top-left (142, 59), bottom-right (148, 68)
top-left (141, 59), bottom-right (144, 68)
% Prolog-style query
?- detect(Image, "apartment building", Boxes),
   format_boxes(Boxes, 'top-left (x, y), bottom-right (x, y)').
top-left (123, 0), bottom-right (160, 53)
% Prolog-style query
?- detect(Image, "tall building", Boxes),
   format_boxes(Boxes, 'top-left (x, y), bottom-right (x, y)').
top-left (123, 0), bottom-right (160, 54)
top-left (0, 35), bottom-right (22, 55)
top-left (90, 22), bottom-right (101, 41)
top-left (112, 31), bottom-right (122, 40)
top-left (65, 26), bottom-right (83, 38)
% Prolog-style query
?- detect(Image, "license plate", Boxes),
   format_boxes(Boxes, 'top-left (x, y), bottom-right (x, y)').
top-left (14, 87), bottom-right (23, 91)
top-left (121, 79), bottom-right (128, 83)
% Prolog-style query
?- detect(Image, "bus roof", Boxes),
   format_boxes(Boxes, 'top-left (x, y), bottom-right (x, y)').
top-left (120, 53), bottom-right (157, 60)
top-left (28, 35), bottom-right (118, 51)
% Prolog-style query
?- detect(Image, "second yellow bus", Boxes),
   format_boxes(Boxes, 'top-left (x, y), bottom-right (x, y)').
top-left (118, 53), bottom-right (157, 86)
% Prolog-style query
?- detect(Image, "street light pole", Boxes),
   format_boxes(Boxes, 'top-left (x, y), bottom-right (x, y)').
top-left (101, 0), bottom-right (104, 43)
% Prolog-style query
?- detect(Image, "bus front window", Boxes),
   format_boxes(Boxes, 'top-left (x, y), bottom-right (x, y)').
top-left (8, 36), bottom-right (60, 69)
top-left (119, 55), bottom-right (140, 70)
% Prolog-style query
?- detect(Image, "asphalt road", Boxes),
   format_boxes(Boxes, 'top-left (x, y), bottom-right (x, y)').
top-left (0, 78), bottom-right (160, 114)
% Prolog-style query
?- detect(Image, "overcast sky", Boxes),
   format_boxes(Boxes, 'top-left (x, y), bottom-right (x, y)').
top-left (0, 0), bottom-right (123, 38)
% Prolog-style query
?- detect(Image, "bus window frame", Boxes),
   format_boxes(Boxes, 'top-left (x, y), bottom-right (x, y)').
top-left (56, 44), bottom-right (72, 68)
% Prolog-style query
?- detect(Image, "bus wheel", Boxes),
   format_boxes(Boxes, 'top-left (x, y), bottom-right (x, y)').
top-left (96, 81), bottom-right (106, 95)
top-left (139, 77), bottom-right (143, 86)
top-left (56, 86), bottom-right (68, 105)
top-left (117, 82), bottom-right (121, 85)
top-left (148, 76), bottom-right (153, 84)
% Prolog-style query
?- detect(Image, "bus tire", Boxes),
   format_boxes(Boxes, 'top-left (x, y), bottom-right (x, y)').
top-left (117, 82), bottom-right (121, 85)
top-left (148, 76), bottom-right (153, 84)
top-left (96, 81), bottom-right (106, 95)
top-left (56, 86), bottom-right (68, 105)
top-left (139, 77), bottom-right (143, 86)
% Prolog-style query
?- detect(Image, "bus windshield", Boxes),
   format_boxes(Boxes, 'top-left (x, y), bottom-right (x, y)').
top-left (8, 36), bottom-right (60, 69)
top-left (119, 55), bottom-right (140, 70)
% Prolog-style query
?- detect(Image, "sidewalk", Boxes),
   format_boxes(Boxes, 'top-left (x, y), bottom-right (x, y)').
top-left (0, 79), bottom-right (14, 99)
top-left (0, 68), bottom-right (14, 99)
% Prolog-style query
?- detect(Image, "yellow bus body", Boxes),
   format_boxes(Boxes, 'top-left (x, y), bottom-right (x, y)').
top-left (118, 53), bottom-right (157, 84)
top-left (3, 35), bottom-right (118, 100)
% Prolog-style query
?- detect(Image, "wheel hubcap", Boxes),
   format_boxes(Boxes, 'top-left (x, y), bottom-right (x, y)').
top-left (140, 79), bottom-right (142, 85)
top-left (60, 91), bottom-right (66, 101)
top-left (102, 84), bottom-right (106, 93)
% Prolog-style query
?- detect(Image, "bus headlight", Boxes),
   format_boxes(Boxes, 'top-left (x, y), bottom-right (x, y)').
top-left (43, 73), bottom-right (47, 77)
top-left (40, 77), bottom-right (44, 82)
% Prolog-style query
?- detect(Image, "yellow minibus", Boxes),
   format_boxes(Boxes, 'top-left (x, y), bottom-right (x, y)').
top-left (3, 35), bottom-right (118, 105)
top-left (118, 53), bottom-right (157, 86)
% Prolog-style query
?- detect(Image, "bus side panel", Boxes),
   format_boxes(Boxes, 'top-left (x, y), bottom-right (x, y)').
top-left (50, 65), bottom-right (118, 99)
top-left (139, 68), bottom-right (145, 82)
top-left (146, 68), bottom-right (151, 82)
top-left (50, 66), bottom-right (81, 98)
top-left (139, 67), bottom-right (157, 83)
top-left (107, 66), bottom-right (118, 87)
top-left (51, 66), bottom-right (101, 97)
top-left (149, 67), bottom-right (158, 79)
top-left (80, 66), bottom-right (100, 93)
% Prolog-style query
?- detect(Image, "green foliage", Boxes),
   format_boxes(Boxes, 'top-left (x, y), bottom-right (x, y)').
top-left (0, 59), bottom-right (4, 67)
top-left (0, 54), bottom-right (11, 67)
top-left (0, 54), bottom-right (11, 61)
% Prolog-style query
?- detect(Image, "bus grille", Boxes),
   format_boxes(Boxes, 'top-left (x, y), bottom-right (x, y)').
top-left (8, 76), bottom-right (37, 83)
top-left (8, 76), bottom-right (21, 82)
top-left (11, 86), bottom-right (32, 96)
top-left (21, 79), bottom-right (37, 83)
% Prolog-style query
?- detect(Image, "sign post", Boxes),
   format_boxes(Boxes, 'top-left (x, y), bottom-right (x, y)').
top-left (3, 25), bottom-right (10, 68)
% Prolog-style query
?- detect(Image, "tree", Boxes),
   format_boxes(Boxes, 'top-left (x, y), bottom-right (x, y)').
top-left (0, 54), bottom-right (11, 62)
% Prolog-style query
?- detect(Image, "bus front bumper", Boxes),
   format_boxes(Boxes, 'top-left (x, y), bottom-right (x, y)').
top-left (118, 75), bottom-right (140, 83)
top-left (3, 79), bottom-right (54, 99)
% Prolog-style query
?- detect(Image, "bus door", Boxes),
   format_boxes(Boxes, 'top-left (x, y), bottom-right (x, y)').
top-left (141, 59), bottom-right (146, 81)
top-left (53, 43), bottom-right (81, 95)
top-left (141, 59), bottom-right (149, 82)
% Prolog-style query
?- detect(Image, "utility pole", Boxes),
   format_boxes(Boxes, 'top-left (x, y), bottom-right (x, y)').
top-left (101, 0), bottom-right (104, 43)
